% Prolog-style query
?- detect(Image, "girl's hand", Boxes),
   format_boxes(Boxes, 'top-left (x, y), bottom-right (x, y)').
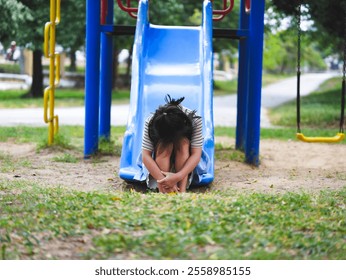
top-left (157, 181), bottom-right (179, 193)
top-left (157, 171), bottom-right (180, 189)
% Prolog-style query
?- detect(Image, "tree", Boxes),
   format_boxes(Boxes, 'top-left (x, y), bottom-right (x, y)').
top-left (14, 1), bottom-right (50, 98)
top-left (263, 32), bottom-right (289, 74)
top-left (12, 1), bottom-right (86, 97)
top-left (272, 0), bottom-right (346, 56)
top-left (263, 28), bottom-right (326, 74)
top-left (0, 0), bottom-right (31, 45)
top-left (57, 0), bottom-right (86, 72)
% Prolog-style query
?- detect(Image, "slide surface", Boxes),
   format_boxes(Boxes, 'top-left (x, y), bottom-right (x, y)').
top-left (119, 0), bottom-right (214, 185)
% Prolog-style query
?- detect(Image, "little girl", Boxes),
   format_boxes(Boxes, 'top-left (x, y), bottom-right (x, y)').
top-left (142, 95), bottom-right (203, 193)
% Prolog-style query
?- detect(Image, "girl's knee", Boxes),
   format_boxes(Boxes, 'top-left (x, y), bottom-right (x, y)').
top-left (175, 138), bottom-right (190, 155)
top-left (156, 143), bottom-right (173, 159)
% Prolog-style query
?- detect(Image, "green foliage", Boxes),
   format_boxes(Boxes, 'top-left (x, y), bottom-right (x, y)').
top-left (0, 0), bottom-right (32, 44)
top-left (13, 1), bottom-right (49, 50)
top-left (264, 33), bottom-right (288, 73)
top-left (57, 0), bottom-right (86, 52)
top-left (271, 0), bottom-right (346, 56)
top-left (0, 63), bottom-right (21, 74)
top-left (0, 181), bottom-right (345, 259)
top-left (214, 80), bottom-right (238, 95)
top-left (263, 28), bottom-right (327, 74)
top-left (0, 0), bottom-right (85, 52)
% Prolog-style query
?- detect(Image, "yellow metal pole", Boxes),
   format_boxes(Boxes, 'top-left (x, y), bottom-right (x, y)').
top-left (49, 0), bottom-right (56, 144)
top-left (43, 0), bottom-right (61, 145)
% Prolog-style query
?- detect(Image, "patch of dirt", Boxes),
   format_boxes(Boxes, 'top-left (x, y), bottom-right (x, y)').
top-left (0, 142), bottom-right (120, 193)
top-left (1, 138), bottom-right (345, 194)
top-left (214, 137), bottom-right (346, 193)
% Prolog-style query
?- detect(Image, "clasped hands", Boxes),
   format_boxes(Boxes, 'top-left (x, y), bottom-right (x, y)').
top-left (157, 171), bottom-right (180, 193)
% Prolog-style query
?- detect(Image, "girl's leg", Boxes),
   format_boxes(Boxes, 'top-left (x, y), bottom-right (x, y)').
top-left (155, 143), bottom-right (173, 193)
top-left (174, 138), bottom-right (190, 192)
top-left (155, 142), bottom-right (173, 172)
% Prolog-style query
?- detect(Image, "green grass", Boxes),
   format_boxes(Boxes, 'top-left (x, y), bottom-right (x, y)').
top-left (214, 126), bottom-right (346, 143)
top-left (0, 181), bottom-right (345, 259)
top-left (214, 80), bottom-right (238, 95)
top-left (270, 78), bottom-right (344, 130)
top-left (0, 88), bottom-right (131, 108)
top-left (0, 152), bottom-right (32, 172)
top-left (0, 126), bottom-right (126, 154)
top-left (213, 74), bottom-right (290, 96)
top-left (0, 126), bottom-right (344, 153)
top-left (52, 153), bottom-right (78, 163)
top-left (0, 74), bottom-right (344, 260)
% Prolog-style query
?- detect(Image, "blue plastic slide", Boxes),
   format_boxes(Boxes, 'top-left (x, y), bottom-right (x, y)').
top-left (119, 0), bottom-right (214, 186)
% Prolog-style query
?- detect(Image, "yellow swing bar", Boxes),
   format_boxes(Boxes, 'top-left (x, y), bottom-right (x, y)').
top-left (296, 132), bottom-right (345, 143)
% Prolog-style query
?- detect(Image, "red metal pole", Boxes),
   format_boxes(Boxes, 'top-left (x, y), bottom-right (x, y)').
top-left (213, 0), bottom-right (234, 21)
top-left (116, 0), bottom-right (138, 18)
top-left (245, 0), bottom-right (251, 13)
top-left (101, 0), bottom-right (107, 24)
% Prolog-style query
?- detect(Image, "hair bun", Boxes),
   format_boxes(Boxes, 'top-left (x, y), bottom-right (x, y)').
top-left (164, 94), bottom-right (184, 106)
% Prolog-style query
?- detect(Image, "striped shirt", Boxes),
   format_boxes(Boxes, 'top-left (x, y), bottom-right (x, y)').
top-left (142, 106), bottom-right (203, 152)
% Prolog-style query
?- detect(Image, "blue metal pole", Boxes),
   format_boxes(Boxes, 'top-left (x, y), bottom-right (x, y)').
top-left (99, 0), bottom-right (114, 140)
top-left (245, 0), bottom-right (265, 166)
top-left (84, 0), bottom-right (101, 158)
top-left (235, 0), bottom-right (250, 151)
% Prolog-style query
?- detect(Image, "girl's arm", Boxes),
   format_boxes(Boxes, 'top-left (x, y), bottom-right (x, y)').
top-left (142, 149), bottom-right (164, 181)
top-left (142, 149), bottom-right (179, 193)
top-left (158, 147), bottom-right (202, 187)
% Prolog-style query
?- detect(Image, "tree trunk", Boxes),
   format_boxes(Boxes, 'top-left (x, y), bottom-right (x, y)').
top-left (25, 49), bottom-right (43, 98)
top-left (69, 50), bottom-right (77, 72)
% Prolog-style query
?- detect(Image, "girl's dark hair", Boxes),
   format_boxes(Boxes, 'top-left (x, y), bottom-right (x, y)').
top-left (148, 94), bottom-right (199, 149)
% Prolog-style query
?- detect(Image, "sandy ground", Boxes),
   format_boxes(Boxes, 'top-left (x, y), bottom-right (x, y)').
top-left (1, 137), bottom-right (345, 194)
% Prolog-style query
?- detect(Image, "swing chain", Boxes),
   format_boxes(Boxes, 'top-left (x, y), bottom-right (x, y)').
top-left (343, 3), bottom-right (346, 83)
top-left (340, 2), bottom-right (346, 133)
top-left (296, 4), bottom-right (301, 76)
top-left (296, 3), bottom-right (302, 133)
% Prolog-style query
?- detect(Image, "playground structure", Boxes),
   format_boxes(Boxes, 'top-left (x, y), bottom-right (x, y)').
top-left (41, 0), bottom-right (265, 185)
top-left (84, 0), bottom-right (265, 183)
top-left (39, 0), bottom-right (344, 189)
top-left (81, 0), bottom-right (265, 186)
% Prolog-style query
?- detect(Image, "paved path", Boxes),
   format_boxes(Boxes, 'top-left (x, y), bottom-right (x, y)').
top-left (0, 72), bottom-right (338, 127)
top-left (214, 72), bottom-right (338, 127)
